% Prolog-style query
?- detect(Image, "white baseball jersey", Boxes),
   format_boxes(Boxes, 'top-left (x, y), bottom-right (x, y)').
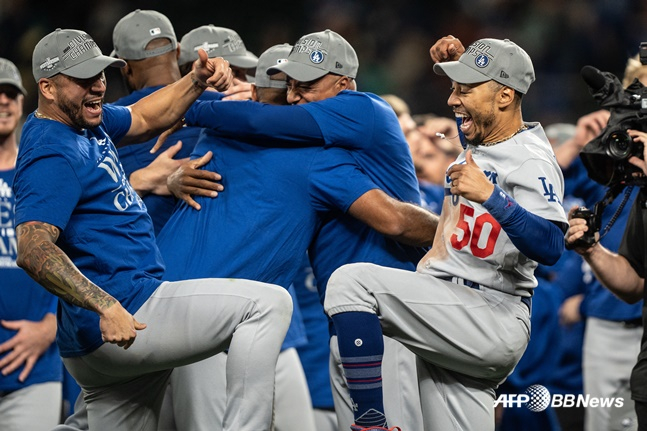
top-left (418, 122), bottom-right (567, 296)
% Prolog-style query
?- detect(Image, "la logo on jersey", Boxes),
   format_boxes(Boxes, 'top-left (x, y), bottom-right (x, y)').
top-left (538, 177), bottom-right (561, 204)
top-left (494, 384), bottom-right (625, 411)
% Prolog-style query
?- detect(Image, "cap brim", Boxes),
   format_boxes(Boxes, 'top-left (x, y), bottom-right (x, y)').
top-left (0, 80), bottom-right (27, 95)
top-left (267, 61), bottom-right (327, 82)
top-left (63, 55), bottom-right (126, 79)
top-left (433, 61), bottom-right (490, 85)
top-left (225, 51), bottom-right (259, 69)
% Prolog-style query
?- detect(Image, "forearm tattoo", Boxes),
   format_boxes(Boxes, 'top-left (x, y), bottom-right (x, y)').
top-left (16, 222), bottom-right (116, 312)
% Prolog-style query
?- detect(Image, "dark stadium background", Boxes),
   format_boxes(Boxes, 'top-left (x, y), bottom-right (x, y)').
top-left (2, 0), bottom-right (647, 125)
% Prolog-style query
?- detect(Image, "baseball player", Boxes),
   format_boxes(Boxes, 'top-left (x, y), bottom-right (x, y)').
top-left (0, 58), bottom-right (63, 431)
top-left (155, 42), bottom-right (437, 431)
top-left (323, 36), bottom-right (568, 430)
top-left (14, 28), bottom-right (291, 431)
top-left (162, 29), bottom-right (435, 431)
top-left (157, 44), bottom-right (319, 431)
top-left (110, 9), bottom-right (225, 234)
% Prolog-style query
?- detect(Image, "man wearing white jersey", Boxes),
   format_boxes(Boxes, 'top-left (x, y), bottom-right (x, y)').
top-left (323, 36), bottom-right (568, 431)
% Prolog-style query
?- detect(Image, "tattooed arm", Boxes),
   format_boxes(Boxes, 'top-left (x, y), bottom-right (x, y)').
top-left (15, 221), bottom-right (146, 349)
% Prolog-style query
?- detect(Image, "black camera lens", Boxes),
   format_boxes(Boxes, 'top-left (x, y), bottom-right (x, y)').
top-left (606, 130), bottom-right (633, 160)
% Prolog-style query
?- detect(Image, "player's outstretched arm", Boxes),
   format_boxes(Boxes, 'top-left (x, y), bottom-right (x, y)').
top-left (15, 221), bottom-right (146, 349)
top-left (121, 50), bottom-right (233, 146)
top-left (348, 189), bottom-right (438, 247)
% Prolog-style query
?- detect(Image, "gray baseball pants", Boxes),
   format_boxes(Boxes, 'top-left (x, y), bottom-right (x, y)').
top-left (324, 262), bottom-right (530, 431)
top-left (0, 381), bottom-right (61, 431)
top-left (161, 346), bottom-right (316, 431)
top-left (62, 278), bottom-right (292, 431)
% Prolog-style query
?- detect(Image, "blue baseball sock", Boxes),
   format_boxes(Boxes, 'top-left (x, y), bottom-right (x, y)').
top-left (332, 311), bottom-right (387, 428)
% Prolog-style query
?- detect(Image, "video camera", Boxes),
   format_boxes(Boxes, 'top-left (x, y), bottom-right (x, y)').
top-left (579, 42), bottom-right (647, 187)
top-left (567, 44), bottom-right (647, 249)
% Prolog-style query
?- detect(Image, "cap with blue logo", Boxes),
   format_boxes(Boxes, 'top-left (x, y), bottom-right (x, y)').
top-left (433, 38), bottom-right (535, 94)
top-left (267, 29), bottom-right (358, 82)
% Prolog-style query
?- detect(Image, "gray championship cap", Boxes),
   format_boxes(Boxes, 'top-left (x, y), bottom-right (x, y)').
top-left (433, 38), bottom-right (535, 94)
top-left (178, 25), bottom-right (258, 68)
top-left (0, 58), bottom-right (27, 94)
top-left (112, 9), bottom-right (177, 60)
top-left (255, 44), bottom-right (292, 89)
top-left (267, 29), bottom-right (358, 82)
top-left (32, 29), bottom-right (125, 81)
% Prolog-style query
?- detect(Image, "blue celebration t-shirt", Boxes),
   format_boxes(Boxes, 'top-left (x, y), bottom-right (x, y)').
top-left (13, 105), bottom-right (164, 357)
top-left (185, 91), bottom-right (427, 303)
top-left (0, 168), bottom-right (62, 390)
top-left (156, 130), bottom-right (379, 349)
top-left (299, 92), bottom-right (426, 302)
top-left (113, 87), bottom-right (224, 234)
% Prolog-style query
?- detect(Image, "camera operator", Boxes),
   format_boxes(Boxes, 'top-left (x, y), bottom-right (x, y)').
top-left (566, 53), bottom-right (647, 431)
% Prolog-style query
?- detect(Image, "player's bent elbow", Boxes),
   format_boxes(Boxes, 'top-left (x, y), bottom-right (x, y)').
top-left (537, 250), bottom-right (562, 267)
top-left (614, 284), bottom-right (644, 305)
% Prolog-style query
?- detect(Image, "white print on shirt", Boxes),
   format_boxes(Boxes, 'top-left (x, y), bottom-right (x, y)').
top-left (95, 140), bottom-right (143, 212)
top-left (0, 178), bottom-right (18, 267)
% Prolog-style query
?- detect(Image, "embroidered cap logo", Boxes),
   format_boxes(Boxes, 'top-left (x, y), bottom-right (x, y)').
top-left (475, 54), bottom-right (490, 68)
top-left (310, 51), bottom-right (324, 64)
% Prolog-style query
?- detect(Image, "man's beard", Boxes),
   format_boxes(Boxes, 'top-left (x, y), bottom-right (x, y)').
top-left (58, 93), bottom-right (101, 129)
top-left (465, 108), bottom-right (495, 146)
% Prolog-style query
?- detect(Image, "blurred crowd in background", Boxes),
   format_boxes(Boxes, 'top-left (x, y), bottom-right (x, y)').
top-left (1, 0), bottom-right (647, 124)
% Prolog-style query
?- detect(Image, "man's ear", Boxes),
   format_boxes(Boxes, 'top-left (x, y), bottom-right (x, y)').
top-left (498, 86), bottom-right (516, 108)
top-left (336, 76), bottom-right (352, 91)
top-left (120, 62), bottom-right (132, 77)
top-left (38, 78), bottom-right (56, 101)
top-left (251, 84), bottom-right (258, 102)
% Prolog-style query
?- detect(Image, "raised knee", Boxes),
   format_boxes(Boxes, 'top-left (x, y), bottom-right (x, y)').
top-left (328, 262), bottom-right (375, 289)
top-left (268, 284), bottom-right (293, 315)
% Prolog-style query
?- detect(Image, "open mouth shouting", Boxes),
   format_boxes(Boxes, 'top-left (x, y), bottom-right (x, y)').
top-left (456, 113), bottom-right (473, 135)
top-left (84, 99), bottom-right (103, 117)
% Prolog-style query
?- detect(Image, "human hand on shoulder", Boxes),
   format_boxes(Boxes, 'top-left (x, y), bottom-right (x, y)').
top-left (430, 35), bottom-right (465, 63)
top-left (222, 78), bottom-right (253, 101)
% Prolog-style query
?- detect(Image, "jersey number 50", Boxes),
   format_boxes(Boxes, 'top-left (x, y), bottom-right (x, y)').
top-left (450, 204), bottom-right (501, 258)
